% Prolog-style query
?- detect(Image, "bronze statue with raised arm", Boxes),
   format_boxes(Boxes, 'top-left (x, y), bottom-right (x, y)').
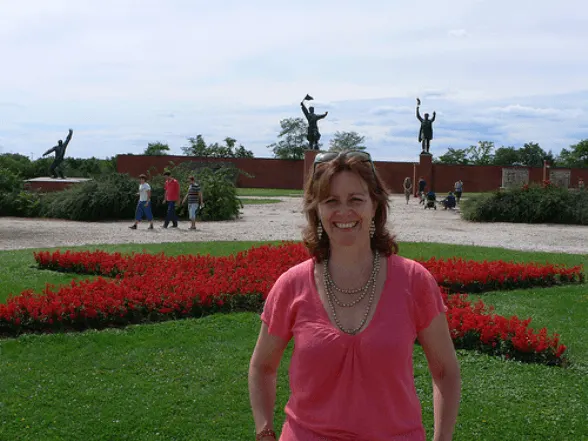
top-left (43, 129), bottom-right (73, 178)
top-left (301, 94), bottom-right (328, 150)
top-left (416, 98), bottom-right (435, 154)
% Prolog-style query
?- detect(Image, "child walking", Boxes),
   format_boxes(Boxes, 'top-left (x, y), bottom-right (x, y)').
top-left (130, 174), bottom-right (154, 230)
top-left (182, 176), bottom-right (204, 230)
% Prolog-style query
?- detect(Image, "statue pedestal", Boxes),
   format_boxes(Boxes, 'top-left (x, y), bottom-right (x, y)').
top-left (24, 177), bottom-right (92, 193)
top-left (303, 150), bottom-right (320, 186)
top-left (415, 153), bottom-right (434, 194)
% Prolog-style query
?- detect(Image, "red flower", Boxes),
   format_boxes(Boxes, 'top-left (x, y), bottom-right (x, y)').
top-left (1, 242), bottom-right (577, 367)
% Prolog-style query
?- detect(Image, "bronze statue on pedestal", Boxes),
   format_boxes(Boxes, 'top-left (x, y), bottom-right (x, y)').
top-left (43, 129), bottom-right (74, 178)
top-left (416, 98), bottom-right (435, 154)
top-left (301, 94), bottom-right (328, 150)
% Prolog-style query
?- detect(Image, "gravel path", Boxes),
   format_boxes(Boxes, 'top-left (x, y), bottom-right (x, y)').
top-left (0, 195), bottom-right (586, 254)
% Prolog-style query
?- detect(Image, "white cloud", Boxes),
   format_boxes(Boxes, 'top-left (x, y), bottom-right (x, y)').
top-left (448, 29), bottom-right (468, 38)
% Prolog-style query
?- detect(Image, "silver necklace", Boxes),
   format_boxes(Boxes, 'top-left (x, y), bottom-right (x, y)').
top-left (324, 252), bottom-right (380, 307)
top-left (323, 250), bottom-right (380, 335)
top-left (324, 252), bottom-right (379, 295)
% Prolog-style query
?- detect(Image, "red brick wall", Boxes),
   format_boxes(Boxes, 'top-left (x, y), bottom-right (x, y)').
top-left (298, 151), bottom-right (417, 193)
top-left (432, 164), bottom-right (588, 193)
top-left (116, 155), bottom-right (304, 189)
top-left (373, 160), bottom-right (417, 193)
top-left (569, 168), bottom-right (588, 187)
top-left (117, 154), bottom-right (588, 193)
top-left (25, 180), bottom-right (82, 193)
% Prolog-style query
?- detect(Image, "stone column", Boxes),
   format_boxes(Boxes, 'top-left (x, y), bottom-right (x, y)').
top-left (418, 153), bottom-right (434, 192)
top-left (303, 150), bottom-right (320, 188)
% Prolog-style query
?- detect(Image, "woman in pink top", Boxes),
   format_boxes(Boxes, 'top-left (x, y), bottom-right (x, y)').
top-left (249, 151), bottom-right (461, 441)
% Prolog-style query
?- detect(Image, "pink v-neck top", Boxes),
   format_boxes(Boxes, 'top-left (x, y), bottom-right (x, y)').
top-left (261, 254), bottom-right (447, 441)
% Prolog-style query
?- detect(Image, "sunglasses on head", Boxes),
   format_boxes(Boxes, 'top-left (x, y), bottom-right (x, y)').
top-left (312, 150), bottom-right (376, 180)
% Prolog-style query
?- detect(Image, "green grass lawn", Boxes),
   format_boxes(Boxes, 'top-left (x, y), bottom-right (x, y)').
top-left (0, 242), bottom-right (586, 441)
top-left (460, 191), bottom-right (495, 199)
top-left (238, 197), bottom-right (280, 205)
top-left (236, 188), bottom-right (303, 197)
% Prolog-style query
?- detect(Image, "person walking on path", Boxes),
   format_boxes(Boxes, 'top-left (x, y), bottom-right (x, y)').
top-left (181, 176), bottom-right (204, 230)
top-left (129, 174), bottom-right (154, 230)
top-left (403, 176), bottom-right (413, 204)
top-left (162, 171), bottom-right (180, 228)
top-left (454, 179), bottom-right (463, 204)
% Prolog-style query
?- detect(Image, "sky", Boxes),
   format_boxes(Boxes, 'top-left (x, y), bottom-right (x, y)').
top-left (1, 0), bottom-right (587, 162)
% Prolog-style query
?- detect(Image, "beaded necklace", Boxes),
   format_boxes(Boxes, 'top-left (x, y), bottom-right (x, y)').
top-left (323, 250), bottom-right (380, 335)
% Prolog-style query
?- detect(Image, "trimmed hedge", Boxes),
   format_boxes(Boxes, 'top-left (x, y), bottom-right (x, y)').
top-left (0, 164), bottom-right (244, 222)
top-left (461, 184), bottom-right (588, 225)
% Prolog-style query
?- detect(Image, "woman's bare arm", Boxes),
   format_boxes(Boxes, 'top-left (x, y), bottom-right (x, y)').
top-left (418, 313), bottom-right (461, 441)
top-left (249, 323), bottom-right (289, 438)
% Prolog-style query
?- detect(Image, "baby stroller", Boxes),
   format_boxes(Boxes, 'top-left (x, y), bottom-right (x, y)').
top-left (424, 190), bottom-right (437, 210)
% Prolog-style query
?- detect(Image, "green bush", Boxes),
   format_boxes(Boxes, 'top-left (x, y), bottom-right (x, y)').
top-left (0, 162), bottom-right (245, 222)
top-left (0, 190), bottom-right (43, 217)
top-left (0, 154), bottom-right (117, 180)
top-left (0, 166), bottom-right (23, 193)
top-left (461, 184), bottom-right (588, 225)
top-left (39, 173), bottom-right (138, 221)
top-left (0, 167), bottom-right (36, 217)
top-left (149, 162), bottom-right (244, 221)
top-left (197, 167), bottom-right (242, 221)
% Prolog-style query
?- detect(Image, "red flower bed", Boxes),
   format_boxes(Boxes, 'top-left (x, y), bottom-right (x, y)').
top-left (33, 244), bottom-right (584, 293)
top-left (422, 257), bottom-right (583, 292)
top-left (0, 242), bottom-right (581, 366)
top-left (444, 292), bottom-right (567, 365)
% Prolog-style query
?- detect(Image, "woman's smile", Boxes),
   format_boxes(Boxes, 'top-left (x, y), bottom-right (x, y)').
top-left (333, 221), bottom-right (359, 230)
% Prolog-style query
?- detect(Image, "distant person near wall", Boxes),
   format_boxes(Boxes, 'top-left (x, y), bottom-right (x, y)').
top-left (162, 171), bottom-right (180, 228)
top-left (454, 180), bottom-right (463, 203)
top-left (403, 177), bottom-right (413, 204)
top-left (129, 174), bottom-right (154, 230)
top-left (182, 176), bottom-right (204, 230)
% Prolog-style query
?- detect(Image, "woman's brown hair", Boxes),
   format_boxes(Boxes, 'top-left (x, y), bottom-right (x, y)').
top-left (302, 153), bottom-right (398, 262)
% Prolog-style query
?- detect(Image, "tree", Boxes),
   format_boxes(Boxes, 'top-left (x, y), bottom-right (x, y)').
top-left (234, 145), bottom-right (255, 158)
top-left (182, 135), bottom-right (208, 156)
top-left (518, 142), bottom-right (547, 167)
top-left (436, 141), bottom-right (495, 165)
top-left (0, 153), bottom-right (37, 178)
top-left (267, 117), bottom-right (313, 160)
top-left (181, 135), bottom-right (254, 158)
top-left (544, 150), bottom-right (556, 166)
top-left (207, 137), bottom-right (254, 158)
top-left (328, 131), bottom-right (366, 152)
top-left (144, 142), bottom-right (170, 156)
top-left (466, 141), bottom-right (494, 165)
top-left (0, 166), bottom-right (22, 192)
top-left (556, 139), bottom-right (588, 168)
top-left (492, 146), bottom-right (520, 166)
top-left (435, 148), bottom-right (470, 165)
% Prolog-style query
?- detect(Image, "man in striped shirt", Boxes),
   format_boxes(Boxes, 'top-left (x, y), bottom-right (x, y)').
top-left (182, 176), bottom-right (204, 230)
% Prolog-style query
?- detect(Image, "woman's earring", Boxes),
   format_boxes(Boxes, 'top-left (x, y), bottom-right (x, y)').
top-left (369, 219), bottom-right (375, 239)
top-left (317, 222), bottom-right (323, 240)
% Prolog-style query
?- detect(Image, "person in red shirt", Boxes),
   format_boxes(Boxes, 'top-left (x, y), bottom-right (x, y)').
top-left (248, 151), bottom-right (461, 441)
top-left (162, 171), bottom-right (180, 228)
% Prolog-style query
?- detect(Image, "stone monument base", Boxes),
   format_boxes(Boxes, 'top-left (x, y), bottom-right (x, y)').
top-left (24, 177), bottom-right (92, 193)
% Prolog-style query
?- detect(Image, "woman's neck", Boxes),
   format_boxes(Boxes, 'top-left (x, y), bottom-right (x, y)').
top-left (326, 242), bottom-right (374, 271)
